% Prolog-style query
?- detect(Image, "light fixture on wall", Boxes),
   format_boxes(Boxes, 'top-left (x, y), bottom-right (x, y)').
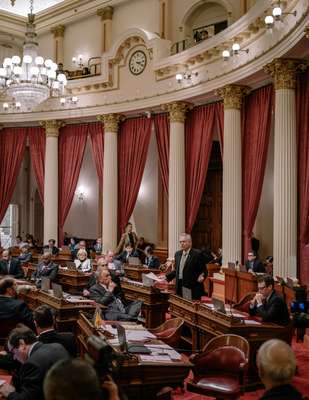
top-left (222, 43), bottom-right (249, 61)
top-left (60, 96), bottom-right (79, 106)
top-left (72, 55), bottom-right (84, 68)
top-left (175, 70), bottom-right (198, 84)
top-left (264, 2), bottom-right (297, 30)
top-left (2, 101), bottom-right (21, 112)
top-left (76, 186), bottom-right (86, 202)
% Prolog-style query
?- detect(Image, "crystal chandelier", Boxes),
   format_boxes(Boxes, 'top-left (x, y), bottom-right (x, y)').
top-left (0, 0), bottom-right (67, 111)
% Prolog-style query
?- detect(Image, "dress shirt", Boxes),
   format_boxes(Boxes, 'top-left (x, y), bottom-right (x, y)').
top-left (179, 250), bottom-right (190, 280)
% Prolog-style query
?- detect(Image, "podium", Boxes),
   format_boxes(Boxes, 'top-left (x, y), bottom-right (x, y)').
top-left (223, 269), bottom-right (258, 303)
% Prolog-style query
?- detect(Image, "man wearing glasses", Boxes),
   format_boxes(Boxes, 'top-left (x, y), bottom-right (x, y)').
top-left (249, 275), bottom-right (290, 326)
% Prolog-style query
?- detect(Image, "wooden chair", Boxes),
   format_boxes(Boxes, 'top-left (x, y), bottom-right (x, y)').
top-left (187, 334), bottom-right (250, 400)
top-left (149, 318), bottom-right (184, 348)
top-left (233, 292), bottom-right (256, 313)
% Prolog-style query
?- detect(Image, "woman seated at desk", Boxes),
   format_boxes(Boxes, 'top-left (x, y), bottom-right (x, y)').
top-left (74, 249), bottom-right (92, 273)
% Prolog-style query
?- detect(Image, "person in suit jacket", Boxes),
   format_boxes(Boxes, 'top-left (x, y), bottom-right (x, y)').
top-left (116, 222), bottom-right (138, 254)
top-left (116, 244), bottom-right (139, 264)
top-left (245, 251), bottom-right (266, 273)
top-left (34, 305), bottom-right (77, 357)
top-left (0, 249), bottom-right (24, 278)
top-left (43, 239), bottom-right (59, 256)
top-left (249, 275), bottom-right (290, 326)
top-left (0, 277), bottom-right (36, 332)
top-left (17, 245), bottom-right (32, 265)
top-left (144, 246), bottom-right (160, 269)
top-left (0, 325), bottom-right (69, 400)
top-left (165, 233), bottom-right (206, 300)
top-left (257, 339), bottom-right (303, 400)
top-left (31, 253), bottom-right (58, 288)
top-left (93, 238), bottom-right (103, 254)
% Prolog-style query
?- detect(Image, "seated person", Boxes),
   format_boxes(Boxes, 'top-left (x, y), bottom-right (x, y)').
top-left (74, 249), bottom-right (92, 272)
top-left (31, 253), bottom-right (58, 288)
top-left (0, 325), bottom-right (69, 400)
top-left (68, 237), bottom-right (76, 255)
top-left (265, 256), bottom-right (273, 275)
top-left (89, 268), bottom-right (142, 321)
top-left (208, 247), bottom-right (222, 265)
top-left (43, 239), bottom-right (59, 256)
top-left (257, 339), bottom-right (303, 400)
top-left (249, 275), bottom-right (290, 326)
top-left (17, 244), bottom-right (32, 265)
top-left (105, 250), bottom-right (124, 276)
top-left (0, 277), bottom-right (35, 331)
top-left (34, 305), bottom-right (77, 357)
top-left (72, 240), bottom-right (88, 259)
top-left (0, 249), bottom-right (24, 278)
top-left (15, 235), bottom-right (26, 249)
top-left (93, 237), bottom-right (102, 254)
top-left (245, 250), bottom-right (265, 273)
top-left (144, 246), bottom-right (160, 269)
top-left (116, 244), bottom-right (139, 264)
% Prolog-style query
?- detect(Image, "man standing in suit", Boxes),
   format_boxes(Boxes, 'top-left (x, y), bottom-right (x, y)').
top-left (166, 233), bottom-right (206, 300)
top-left (0, 249), bottom-right (24, 278)
top-left (0, 325), bottom-right (69, 400)
top-left (31, 253), bottom-right (58, 288)
top-left (34, 305), bottom-right (77, 357)
top-left (249, 275), bottom-right (290, 326)
top-left (245, 251), bottom-right (265, 273)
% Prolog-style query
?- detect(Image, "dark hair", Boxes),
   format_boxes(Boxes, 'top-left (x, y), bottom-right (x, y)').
top-left (0, 277), bottom-right (15, 294)
top-left (34, 305), bottom-right (54, 329)
top-left (125, 222), bottom-right (132, 228)
top-left (266, 256), bottom-right (273, 263)
top-left (258, 275), bottom-right (274, 288)
top-left (48, 239), bottom-right (56, 244)
top-left (248, 250), bottom-right (257, 257)
top-left (44, 358), bottom-right (102, 400)
top-left (16, 235), bottom-right (22, 240)
top-left (9, 324), bottom-right (37, 348)
top-left (145, 246), bottom-right (154, 255)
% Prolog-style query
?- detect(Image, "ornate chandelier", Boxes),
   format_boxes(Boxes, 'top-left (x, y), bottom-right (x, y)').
top-left (0, 0), bottom-right (67, 111)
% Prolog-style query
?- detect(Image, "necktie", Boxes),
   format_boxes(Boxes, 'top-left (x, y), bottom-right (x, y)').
top-left (7, 261), bottom-right (10, 274)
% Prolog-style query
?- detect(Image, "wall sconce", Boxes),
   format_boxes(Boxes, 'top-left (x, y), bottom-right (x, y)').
top-left (60, 96), bottom-right (79, 106)
top-left (72, 55), bottom-right (84, 68)
top-left (76, 186), bottom-right (87, 202)
top-left (222, 43), bottom-right (249, 61)
top-left (175, 70), bottom-right (198, 84)
top-left (2, 101), bottom-right (21, 112)
top-left (264, 2), bottom-right (297, 30)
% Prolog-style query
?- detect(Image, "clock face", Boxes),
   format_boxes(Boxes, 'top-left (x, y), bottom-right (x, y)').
top-left (129, 50), bottom-right (147, 75)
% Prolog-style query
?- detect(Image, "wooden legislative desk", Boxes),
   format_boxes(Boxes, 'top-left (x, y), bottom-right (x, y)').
top-left (224, 269), bottom-right (258, 303)
top-left (76, 312), bottom-right (191, 400)
top-left (121, 280), bottom-right (170, 328)
top-left (124, 265), bottom-right (161, 282)
top-left (169, 294), bottom-right (293, 387)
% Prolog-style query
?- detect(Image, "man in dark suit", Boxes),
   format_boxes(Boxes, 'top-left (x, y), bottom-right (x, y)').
top-left (0, 249), bottom-right (24, 278)
top-left (0, 325), bottom-right (69, 400)
top-left (116, 244), bottom-right (139, 264)
top-left (257, 339), bottom-right (303, 400)
top-left (43, 239), bottom-right (59, 256)
top-left (249, 275), bottom-right (290, 326)
top-left (166, 233), bottom-right (206, 300)
top-left (34, 305), bottom-right (77, 357)
top-left (31, 253), bottom-right (58, 288)
top-left (0, 277), bottom-right (35, 332)
top-left (245, 250), bottom-right (265, 273)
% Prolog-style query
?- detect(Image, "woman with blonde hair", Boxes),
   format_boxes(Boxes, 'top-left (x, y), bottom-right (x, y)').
top-left (74, 248), bottom-right (92, 272)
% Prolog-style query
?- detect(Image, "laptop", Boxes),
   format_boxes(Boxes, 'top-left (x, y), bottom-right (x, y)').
top-left (52, 282), bottom-right (63, 298)
top-left (239, 264), bottom-right (247, 273)
top-left (41, 277), bottom-right (51, 292)
top-left (142, 273), bottom-right (154, 287)
top-left (128, 257), bottom-right (141, 266)
top-left (228, 262), bottom-right (236, 271)
top-left (115, 324), bottom-right (151, 354)
top-left (212, 297), bottom-right (226, 314)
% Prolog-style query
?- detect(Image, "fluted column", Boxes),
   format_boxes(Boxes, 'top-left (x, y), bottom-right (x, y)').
top-left (217, 85), bottom-right (248, 265)
top-left (42, 120), bottom-right (62, 245)
top-left (159, 0), bottom-right (171, 40)
top-left (264, 59), bottom-right (306, 278)
top-left (51, 25), bottom-right (65, 65)
top-left (166, 102), bottom-right (189, 258)
top-left (97, 7), bottom-right (114, 53)
top-left (98, 114), bottom-right (122, 252)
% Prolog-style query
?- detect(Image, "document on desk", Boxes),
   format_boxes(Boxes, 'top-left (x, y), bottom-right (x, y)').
top-left (146, 346), bottom-right (182, 361)
top-left (126, 330), bottom-right (156, 341)
top-left (144, 272), bottom-right (165, 281)
top-left (243, 319), bottom-right (261, 325)
top-left (139, 355), bottom-right (172, 362)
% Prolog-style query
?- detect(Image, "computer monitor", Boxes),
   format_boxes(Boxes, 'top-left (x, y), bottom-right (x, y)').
top-left (41, 277), bottom-right (50, 292)
top-left (212, 297), bottom-right (226, 314)
top-left (228, 262), bottom-right (236, 271)
top-left (114, 324), bottom-right (151, 354)
top-left (142, 273), bottom-right (154, 287)
top-left (52, 282), bottom-right (63, 298)
top-left (182, 287), bottom-right (192, 301)
top-left (128, 257), bottom-right (141, 266)
top-left (239, 264), bottom-right (247, 273)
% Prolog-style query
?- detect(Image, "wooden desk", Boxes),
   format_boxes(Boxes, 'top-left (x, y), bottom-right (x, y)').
top-left (121, 280), bottom-right (169, 329)
top-left (124, 265), bottom-right (161, 282)
top-left (76, 312), bottom-right (191, 400)
top-left (224, 268), bottom-right (238, 303)
top-left (211, 276), bottom-right (225, 302)
top-left (224, 269), bottom-right (258, 303)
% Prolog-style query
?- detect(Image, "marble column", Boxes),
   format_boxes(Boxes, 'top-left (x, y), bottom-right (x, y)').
top-left (264, 58), bottom-right (306, 278)
top-left (159, 0), bottom-right (171, 40)
top-left (166, 102), bottom-right (189, 258)
top-left (42, 120), bottom-right (62, 246)
top-left (217, 85), bottom-right (248, 265)
top-left (51, 25), bottom-right (65, 65)
top-left (97, 6), bottom-right (114, 53)
top-left (98, 114), bottom-right (121, 252)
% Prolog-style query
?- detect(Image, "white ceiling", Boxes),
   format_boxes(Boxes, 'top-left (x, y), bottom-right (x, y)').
top-left (0, 0), bottom-right (66, 16)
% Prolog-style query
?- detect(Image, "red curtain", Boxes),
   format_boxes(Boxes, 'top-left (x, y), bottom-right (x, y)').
top-left (118, 117), bottom-right (152, 235)
top-left (28, 127), bottom-right (45, 204)
top-left (297, 68), bottom-right (309, 285)
top-left (215, 102), bottom-right (224, 156)
top-left (185, 104), bottom-right (217, 232)
top-left (242, 85), bottom-right (273, 259)
top-left (0, 128), bottom-right (27, 223)
top-left (154, 113), bottom-right (169, 195)
top-left (89, 122), bottom-right (104, 191)
top-left (58, 124), bottom-right (88, 244)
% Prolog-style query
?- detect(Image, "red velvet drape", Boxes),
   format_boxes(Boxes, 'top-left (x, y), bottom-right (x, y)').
top-left (185, 104), bottom-right (217, 232)
top-left (297, 68), bottom-right (309, 285)
top-left (118, 117), bottom-right (152, 235)
top-left (154, 113), bottom-right (169, 196)
top-left (0, 128), bottom-right (27, 223)
top-left (242, 85), bottom-right (273, 260)
top-left (28, 127), bottom-right (45, 204)
top-left (58, 124), bottom-right (88, 244)
top-left (215, 102), bottom-right (224, 157)
top-left (89, 122), bottom-right (104, 191)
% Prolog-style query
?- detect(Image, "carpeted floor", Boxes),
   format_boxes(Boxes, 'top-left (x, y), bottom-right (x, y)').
top-left (172, 339), bottom-right (309, 399)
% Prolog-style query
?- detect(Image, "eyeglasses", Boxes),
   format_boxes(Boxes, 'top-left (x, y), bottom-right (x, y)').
top-left (258, 285), bottom-right (266, 290)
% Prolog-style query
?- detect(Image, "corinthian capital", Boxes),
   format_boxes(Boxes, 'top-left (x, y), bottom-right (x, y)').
top-left (51, 25), bottom-right (65, 38)
top-left (264, 58), bottom-right (307, 90)
top-left (216, 85), bottom-right (249, 110)
top-left (97, 6), bottom-right (114, 21)
top-left (97, 114), bottom-right (122, 133)
top-left (164, 102), bottom-right (191, 123)
top-left (41, 120), bottom-right (64, 137)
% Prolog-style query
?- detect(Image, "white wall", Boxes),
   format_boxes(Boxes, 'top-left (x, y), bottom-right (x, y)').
top-left (38, 31), bottom-right (54, 60)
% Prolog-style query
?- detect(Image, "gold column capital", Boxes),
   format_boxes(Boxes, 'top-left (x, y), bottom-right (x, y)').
top-left (163, 101), bottom-right (191, 123)
top-left (97, 6), bottom-right (114, 21)
top-left (97, 114), bottom-right (122, 133)
top-left (41, 120), bottom-right (64, 137)
top-left (216, 85), bottom-right (249, 110)
top-left (264, 58), bottom-right (307, 90)
top-left (51, 25), bottom-right (65, 38)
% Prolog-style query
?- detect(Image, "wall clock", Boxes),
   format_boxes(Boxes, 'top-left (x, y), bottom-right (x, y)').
top-left (129, 50), bottom-right (147, 75)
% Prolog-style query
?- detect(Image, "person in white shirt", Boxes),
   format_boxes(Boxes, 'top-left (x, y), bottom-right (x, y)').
top-left (74, 249), bottom-right (92, 272)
